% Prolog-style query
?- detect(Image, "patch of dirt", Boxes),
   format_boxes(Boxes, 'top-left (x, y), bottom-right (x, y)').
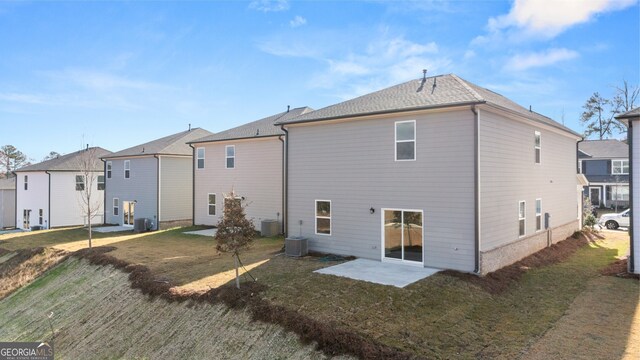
top-left (0, 247), bottom-right (10, 257)
top-left (442, 232), bottom-right (597, 294)
top-left (0, 247), bottom-right (68, 299)
top-left (72, 247), bottom-right (418, 360)
top-left (601, 258), bottom-right (640, 279)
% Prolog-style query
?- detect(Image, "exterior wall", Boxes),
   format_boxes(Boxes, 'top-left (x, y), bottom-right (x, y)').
top-left (193, 137), bottom-right (283, 231)
top-left (285, 109), bottom-right (476, 272)
top-left (159, 156), bottom-right (193, 222)
top-left (0, 189), bottom-right (16, 229)
top-left (49, 172), bottom-right (104, 227)
top-left (15, 172), bottom-right (49, 230)
top-left (104, 156), bottom-right (158, 229)
top-left (479, 107), bottom-right (580, 273)
top-left (632, 120), bottom-right (640, 274)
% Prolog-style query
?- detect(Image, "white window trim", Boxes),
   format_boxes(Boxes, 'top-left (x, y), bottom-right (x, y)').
top-left (395, 120), bottom-right (416, 162)
top-left (97, 175), bottom-right (105, 190)
top-left (39, 209), bottom-right (43, 225)
top-left (519, 200), bottom-right (526, 237)
top-left (380, 208), bottom-right (425, 267)
top-left (197, 147), bottom-right (205, 170)
top-left (124, 160), bottom-right (131, 179)
top-left (611, 159), bottom-right (629, 175)
top-left (225, 145), bottom-right (235, 169)
top-left (578, 160), bottom-right (582, 174)
top-left (106, 161), bottom-right (112, 178)
top-left (113, 198), bottom-right (119, 217)
top-left (315, 199), bottom-right (332, 236)
top-left (24, 175), bottom-right (28, 191)
top-left (75, 175), bottom-right (85, 191)
top-left (535, 198), bottom-right (542, 232)
top-left (207, 193), bottom-right (216, 216)
top-left (534, 131), bottom-right (541, 165)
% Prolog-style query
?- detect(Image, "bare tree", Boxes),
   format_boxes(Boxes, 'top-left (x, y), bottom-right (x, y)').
top-left (214, 189), bottom-right (256, 289)
top-left (580, 80), bottom-right (639, 140)
top-left (75, 147), bottom-right (103, 248)
top-left (613, 79), bottom-right (639, 114)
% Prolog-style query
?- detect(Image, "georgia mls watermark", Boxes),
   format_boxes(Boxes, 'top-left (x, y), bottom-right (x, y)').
top-left (0, 342), bottom-right (54, 360)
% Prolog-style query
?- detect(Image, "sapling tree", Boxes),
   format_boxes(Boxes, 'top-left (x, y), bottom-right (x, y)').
top-left (214, 190), bottom-right (256, 289)
top-left (75, 147), bottom-right (103, 248)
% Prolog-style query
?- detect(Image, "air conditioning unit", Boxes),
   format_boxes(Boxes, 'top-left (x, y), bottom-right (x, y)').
top-left (261, 219), bottom-right (280, 237)
top-left (285, 236), bottom-right (308, 257)
top-left (133, 218), bottom-right (148, 233)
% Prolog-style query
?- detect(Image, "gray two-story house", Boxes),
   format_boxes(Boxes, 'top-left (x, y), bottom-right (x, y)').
top-left (102, 128), bottom-right (212, 230)
top-left (578, 140), bottom-right (629, 209)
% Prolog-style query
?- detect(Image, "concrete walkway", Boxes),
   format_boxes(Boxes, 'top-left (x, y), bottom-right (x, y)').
top-left (93, 226), bottom-right (133, 233)
top-left (183, 228), bottom-right (217, 236)
top-left (315, 258), bottom-right (440, 288)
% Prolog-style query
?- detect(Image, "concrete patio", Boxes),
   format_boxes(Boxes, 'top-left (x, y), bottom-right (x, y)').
top-left (183, 228), bottom-right (217, 236)
top-left (314, 258), bottom-right (440, 288)
top-left (93, 226), bottom-right (133, 233)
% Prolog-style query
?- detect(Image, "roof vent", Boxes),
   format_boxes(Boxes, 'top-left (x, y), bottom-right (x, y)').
top-left (529, 105), bottom-right (532, 112)
top-left (142, 147), bottom-right (145, 153)
top-left (422, 69), bottom-right (427, 81)
top-left (256, 129), bottom-right (260, 136)
top-left (188, 123), bottom-right (191, 131)
top-left (287, 105), bottom-right (290, 113)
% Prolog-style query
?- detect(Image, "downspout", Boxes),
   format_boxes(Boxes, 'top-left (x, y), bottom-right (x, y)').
top-left (628, 121), bottom-right (635, 273)
top-left (154, 155), bottom-right (160, 230)
top-left (471, 105), bottom-right (480, 274)
top-left (278, 135), bottom-right (286, 235)
top-left (280, 125), bottom-right (289, 238)
top-left (101, 159), bottom-right (106, 225)
top-left (45, 171), bottom-right (51, 229)
top-left (188, 144), bottom-right (196, 226)
top-left (576, 137), bottom-right (585, 227)
top-left (12, 171), bottom-right (17, 229)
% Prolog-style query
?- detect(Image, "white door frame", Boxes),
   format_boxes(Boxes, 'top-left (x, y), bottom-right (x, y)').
top-left (381, 208), bottom-right (424, 267)
top-left (589, 187), bottom-right (601, 207)
top-left (122, 201), bottom-right (135, 227)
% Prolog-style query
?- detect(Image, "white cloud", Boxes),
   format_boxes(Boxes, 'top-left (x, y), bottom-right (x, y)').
top-left (289, 15), bottom-right (307, 28)
top-left (42, 69), bottom-right (165, 91)
top-left (249, 0), bottom-right (289, 12)
top-left (505, 48), bottom-right (579, 71)
top-left (489, 0), bottom-right (636, 38)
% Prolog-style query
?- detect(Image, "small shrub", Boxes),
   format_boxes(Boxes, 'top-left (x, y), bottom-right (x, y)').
top-left (583, 214), bottom-right (597, 229)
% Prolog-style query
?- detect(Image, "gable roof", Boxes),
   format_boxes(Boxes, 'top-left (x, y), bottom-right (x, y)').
top-left (275, 74), bottom-right (580, 137)
top-left (578, 139), bottom-right (628, 159)
top-left (16, 147), bottom-right (111, 172)
top-left (615, 107), bottom-right (640, 123)
top-left (105, 128), bottom-right (213, 159)
top-left (189, 107), bottom-right (313, 144)
top-left (0, 177), bottom-right (15, 190)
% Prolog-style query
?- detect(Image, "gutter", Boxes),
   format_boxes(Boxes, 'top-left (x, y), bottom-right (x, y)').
top-left (576, 137), bottom-right (585, 227)
top-left (471, 105), bottom-right (481, 274)
top-left (187, 134), bottom-right (281, 146)
top-left (45, 170), bottom-right (51, 229)
top-left (628, 121), bottom-right (635, 273)
top-left (12, 171), bottom-right (17, 229)
top-left (280, 125), bottom-right (289, 238)
top-left (278, 135), bottom-right (286, 235)
top-left (102, 159), bottom-right (106, 225)
top-left (188, 144), bottom-right (195, 226)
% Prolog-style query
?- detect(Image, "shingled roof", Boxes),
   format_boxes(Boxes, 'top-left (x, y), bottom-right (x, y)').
top-left (105, 128), bottom-right (213, 159)
top-left (615, 107), bottom-right (640, 123)
top-left (578, 139), bottom-right (628, 159)
top-left (189, 107), bottom-right (313, 144)
top-left (16, 147), bottom-right (111, 172)
top-left (275, 74), bottom-right (579, 137)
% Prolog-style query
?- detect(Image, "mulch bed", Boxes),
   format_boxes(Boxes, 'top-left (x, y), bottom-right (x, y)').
top-left (72, 246), bottom-right (421, 360)
top-left (600, 258), bottom-right (640, 279)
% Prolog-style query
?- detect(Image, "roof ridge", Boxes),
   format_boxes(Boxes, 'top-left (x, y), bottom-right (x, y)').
top-left (449, 74), bottom-right (484, 102)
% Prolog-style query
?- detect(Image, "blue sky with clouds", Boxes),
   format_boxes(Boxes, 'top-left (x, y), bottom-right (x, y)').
top-left (0, 0), bottom-right (638, 161)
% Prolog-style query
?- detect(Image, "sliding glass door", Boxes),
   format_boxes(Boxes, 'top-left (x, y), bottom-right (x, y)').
top-left (383, 209), bottom-right (423, 264)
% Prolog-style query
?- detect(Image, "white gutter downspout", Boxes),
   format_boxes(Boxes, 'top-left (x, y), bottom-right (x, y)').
top-left (472, 105), bottom-right (481, 274)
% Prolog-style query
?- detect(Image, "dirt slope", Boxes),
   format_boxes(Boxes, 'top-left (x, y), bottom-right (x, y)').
top-left (0, 257), bottom-right (348, 359)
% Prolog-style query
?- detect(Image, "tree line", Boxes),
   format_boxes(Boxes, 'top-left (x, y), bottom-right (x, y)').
top-left (0, 146), bottom-right (60, 179)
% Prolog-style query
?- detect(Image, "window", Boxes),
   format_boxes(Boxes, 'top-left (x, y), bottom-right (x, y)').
top-left (536, 199), bottom-right (542, 231)
top-left (75, 175), bottom-right (85, 191)
top-left (612, 160), bottom-right (629, 175)
top-left (519, 201), bottom-right (526, 237)
top-left (606, 185), bottom-right (629, 201)
top-left (124, 160), bottom-right (130, 179)
top-left (24, 175), bottom-right (28, 190)
top-left (315, 200), bottom-right (331, 235)
top-left (225, 145), bottom-right (235, 169)
top-left (208, 193), bottom-right (216, 216)
top-left (578, 160), bottom-right (582, 174)
top-left (98, 175), bottom-right (105, 190)
top-left (534, 131), bottom-right (541, 164)
top-left (197, 148), bottom-right (205, 169)
top-left (106, 161), bottom-right (112, 178)
top-left (113, 198), bottom-right (119, 216)
top-left (39, 209), bottom-right (43, 225)
top-left (395, 120), bottom-right (416, 161)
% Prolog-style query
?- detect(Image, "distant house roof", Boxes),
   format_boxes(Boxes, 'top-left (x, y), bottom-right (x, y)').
top-left (578, 140), bottom-right (628, 159)
top-left (0, 177), bottom-right (15, 190)
top-left (16, 147), bottom-right (111, 172)
top-left (189, 107), bottom-right (313, 144)
top-left (615, 107), bottom-right (640, 125)
top-left (274, 74), bottom-right (580, 137)
top-left (105, 128), bottom-right (213, 159)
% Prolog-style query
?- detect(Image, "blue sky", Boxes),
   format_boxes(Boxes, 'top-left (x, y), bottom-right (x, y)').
top-left (1, 0), bottom-right (638, 162)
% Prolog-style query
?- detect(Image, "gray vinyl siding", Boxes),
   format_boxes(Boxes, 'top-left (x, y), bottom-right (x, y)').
top-left (286, 109), bottom-right (476, 272)
top-left (0, 189), bottom-right (15, 228)
top-left (159, 156), bottom-right (192, 222)
top-left (104, 157), bottom-right (158, 227)
top-left (193, 137), bottom-right (283, 230)
top-left (479, 108), bottom-right (579, 252)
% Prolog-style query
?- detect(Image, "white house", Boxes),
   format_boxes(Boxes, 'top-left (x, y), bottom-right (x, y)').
top-left (0, 177), bottom-right (15, 229)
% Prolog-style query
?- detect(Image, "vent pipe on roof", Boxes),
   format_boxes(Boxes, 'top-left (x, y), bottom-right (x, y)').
top-left (422, 69), bottom-right (427, 81)
top-left (86, 144), bottom-right (89, 151)
top-left (189, 123), bottom-right (191, 131)
top-left (529, 105), bottom-right (532, 112)
top-left (287, 105), bottom-right (290, 112)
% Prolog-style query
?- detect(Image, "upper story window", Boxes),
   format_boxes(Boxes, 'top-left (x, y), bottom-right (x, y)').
top-left (612, 159), bottom-right (629, 175)
top-left (315, 200), bottom-right (332, 235)
top-left (98, 175), bottom-right (105, 190)
top-left (197, 148), bottom-right (205, 169)
top-left (518, 200), bottom-right (526, 237)
top-left (24, 175), bottom-right (28, 190)
top-left (534, 131), bottom-right (541, 164)
top-left (226, 145), bottom-right (235, 169)
top-left (395, 120), bottom-right (416, 161)
top-left (106, 161), bottom-right (112, 178)
top-left (578, 160), bottom-right (583, 174)
top-left (124, 160), bottom-right (131, 179)
top-left (75, 175), bottom-right (85, 191)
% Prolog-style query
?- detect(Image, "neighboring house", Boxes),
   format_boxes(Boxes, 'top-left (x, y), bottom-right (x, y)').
top-left (0, 177), bottom-right (16, 229)
top-left (15, 147), bottom-right (111, 230)
top-left (578, 140), bottom-right (629, 209)
top-left (103, 128), bottom-right (212, 230)
top-left (276, 73), bottom-right (582, 275)
top-left (615, 107), bottom-right (640, 274)
top-left (189, 107), bottom-right (313, 232)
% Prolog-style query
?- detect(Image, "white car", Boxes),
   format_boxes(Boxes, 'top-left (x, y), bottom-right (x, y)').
top-left (598, 209), bottom-right (630, 230)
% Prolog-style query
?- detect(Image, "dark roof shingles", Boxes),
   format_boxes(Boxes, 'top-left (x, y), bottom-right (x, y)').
top-left (16, 147), bottom-right (111, 172)
top-left (105, 128), bottom-right (213, 158)
top-left (578, 140), bottom-right (628, 159)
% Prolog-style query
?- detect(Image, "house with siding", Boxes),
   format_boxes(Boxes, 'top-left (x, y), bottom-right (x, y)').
top-left (578, 140), bottom-right (629, 209)
top-left (0, 177), bottom-right (16, 229)
top-left (275, 73), bottom-right (582, 275)
top-left (188, 107), bottom-right (312, 232)
top-left (615, 107), bottom-right (640, 274)
top-left (102, 128), bottom-right (212, 230)
top-left (14, 147), bottom-right (111, 230)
